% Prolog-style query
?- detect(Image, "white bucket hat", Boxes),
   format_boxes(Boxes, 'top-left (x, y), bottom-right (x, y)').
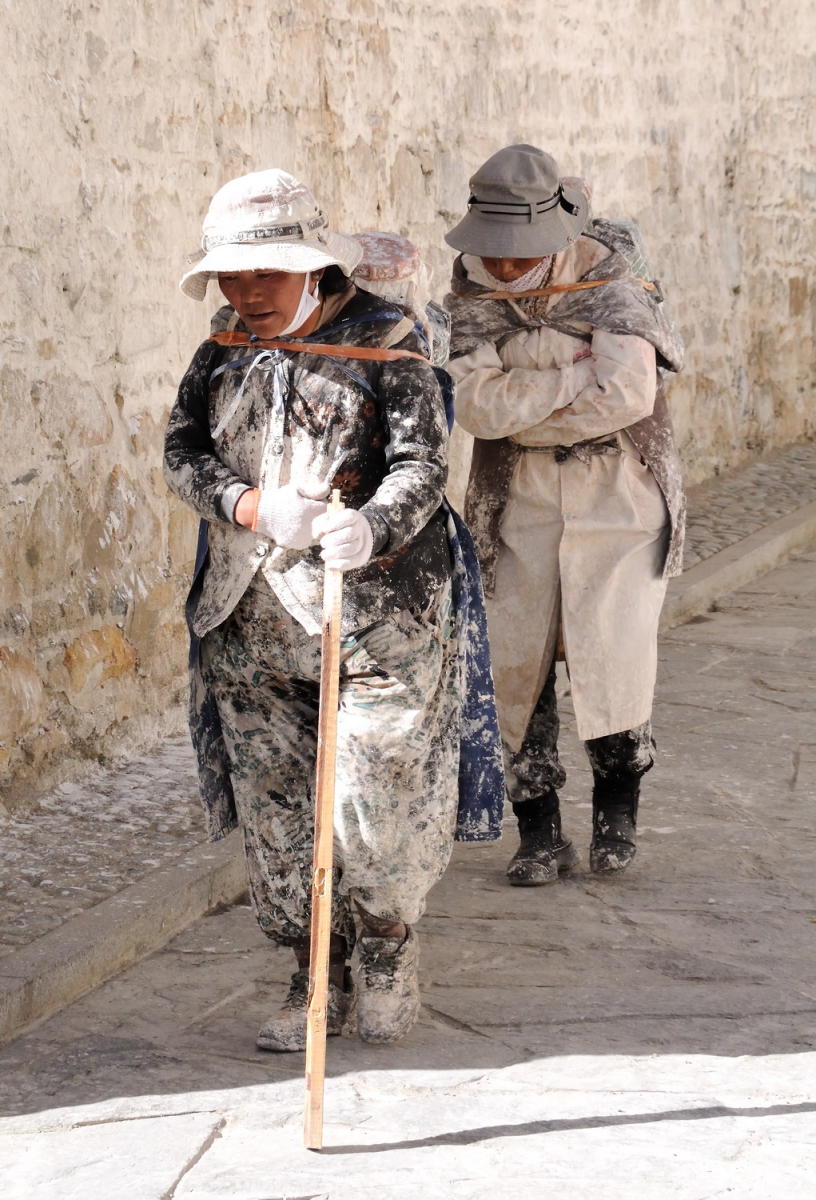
top-left (180, 169), bottom-right (364, 300)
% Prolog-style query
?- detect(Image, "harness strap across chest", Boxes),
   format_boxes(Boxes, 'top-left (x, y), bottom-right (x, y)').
top-left (451, 276), bottom-right (656, 301)
top-left (209, 330), bottom-right (429, 364)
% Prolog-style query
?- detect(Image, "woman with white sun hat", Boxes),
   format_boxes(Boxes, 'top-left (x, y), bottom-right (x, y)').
top-left (164, 168), bottom-right (501, 1051)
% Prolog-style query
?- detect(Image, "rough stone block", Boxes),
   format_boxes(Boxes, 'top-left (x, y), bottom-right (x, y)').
top-left (63, 627), bottom-right (138, 691)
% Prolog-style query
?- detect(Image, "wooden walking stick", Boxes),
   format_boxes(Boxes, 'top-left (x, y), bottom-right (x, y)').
top-left (304, 489), bottom-right (345, 1150)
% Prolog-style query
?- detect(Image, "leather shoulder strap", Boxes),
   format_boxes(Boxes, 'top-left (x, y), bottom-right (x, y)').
top-left (209, 329), bottom-right (429, 364)
top-left (451, 276), bottom-right (656, 301)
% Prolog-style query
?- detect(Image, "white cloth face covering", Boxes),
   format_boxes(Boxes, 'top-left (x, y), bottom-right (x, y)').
top-left (279, 272), bottom-right (321, 335)
top-left (483, 257), bottom-right (553, 293)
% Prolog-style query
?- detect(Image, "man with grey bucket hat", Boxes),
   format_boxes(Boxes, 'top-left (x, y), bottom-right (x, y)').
top-left (445, 144), bottom-right (685, 885)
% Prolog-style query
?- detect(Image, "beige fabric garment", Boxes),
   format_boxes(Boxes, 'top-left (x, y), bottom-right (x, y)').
top-left (449, 244), bottom-right (669, 747)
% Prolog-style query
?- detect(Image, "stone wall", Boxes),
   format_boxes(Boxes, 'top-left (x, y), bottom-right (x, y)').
top-left (1, 0), bottom-right (813, 808)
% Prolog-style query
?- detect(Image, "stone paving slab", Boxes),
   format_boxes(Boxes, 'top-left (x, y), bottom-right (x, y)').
top-left (1, 549), bottom-right (815, 1197)
top-left (0, 443), bottom-right (814, 1047)
top-left (0, 1113), bottom-right (222, 1200)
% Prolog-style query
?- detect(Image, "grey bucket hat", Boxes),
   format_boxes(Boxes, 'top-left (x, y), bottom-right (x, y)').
top-left (444, 144), bottom-right (589, 258)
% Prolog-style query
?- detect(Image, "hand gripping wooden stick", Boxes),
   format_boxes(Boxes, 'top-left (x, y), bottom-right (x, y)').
top-left (304, 489), bottom-right (345, 1151)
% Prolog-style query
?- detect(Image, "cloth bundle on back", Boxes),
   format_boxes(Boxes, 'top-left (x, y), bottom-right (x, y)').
top-left (164, 169), bottom-right (502, 1070)
top-left (349, 230), bottom-right (452, 368)
top-left (444, 143), bottom-right (686, 885)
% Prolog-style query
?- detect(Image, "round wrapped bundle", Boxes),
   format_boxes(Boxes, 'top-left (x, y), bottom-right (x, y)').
top-left (350, 232), bottom-right (421, 282)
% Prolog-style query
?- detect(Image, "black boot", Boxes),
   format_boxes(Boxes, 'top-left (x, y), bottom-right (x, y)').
top-left (590, 780), bottom-right (639, 874)
top-left (507, 789), bottom-right (579, 886)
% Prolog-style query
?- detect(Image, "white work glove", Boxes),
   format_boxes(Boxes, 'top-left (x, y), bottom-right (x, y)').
top-left (254, 482), bottom-right (328, 549)
top-left (313, 507), bottom-right (375, 571)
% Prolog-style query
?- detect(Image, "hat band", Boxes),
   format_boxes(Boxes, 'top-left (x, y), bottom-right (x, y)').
top-left (202, 212), bottom-right (328, 252)
top-left (468, 187), bottom-right (580, 223)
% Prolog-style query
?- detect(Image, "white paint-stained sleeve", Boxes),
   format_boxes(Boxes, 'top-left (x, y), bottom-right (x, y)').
top-left (449, 339), bottom-right (596, 440)
top-left (512, 332), bottom-right (657, 447)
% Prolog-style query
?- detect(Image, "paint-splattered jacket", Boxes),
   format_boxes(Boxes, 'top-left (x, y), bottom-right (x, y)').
top-left (164, 288), bottom-right (505, 843)
top-left (164, 289), bottom-right (452, 638)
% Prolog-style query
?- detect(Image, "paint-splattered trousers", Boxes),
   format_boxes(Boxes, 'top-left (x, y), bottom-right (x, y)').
top-left (200, 574), bottom-right (460, 950)
top-left (503, 661), bottom-right (656, 806)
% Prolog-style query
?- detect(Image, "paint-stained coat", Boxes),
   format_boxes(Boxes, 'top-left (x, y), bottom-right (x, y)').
top-left (445, 225), bottom-right (686, 746)
top-left (163, 289), bottom-right (504, 843)
top-left (165, 290), bottom-right (452, 639)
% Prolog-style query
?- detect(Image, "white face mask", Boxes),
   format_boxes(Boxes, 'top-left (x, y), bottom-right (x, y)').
top-left (482, 256), bottom-right (554, 292)
top-left (280, 272), bottom-right (321, 335)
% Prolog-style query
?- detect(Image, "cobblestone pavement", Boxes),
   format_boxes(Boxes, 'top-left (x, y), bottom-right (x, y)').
top-left (0, 736), bottom-right (200, 959)
top-left (1, 550), bottom-right (814, 1199)
top-left (0, 441), bottom-right (814, 960)
top-left (682, 441), bottom-right (816, 567)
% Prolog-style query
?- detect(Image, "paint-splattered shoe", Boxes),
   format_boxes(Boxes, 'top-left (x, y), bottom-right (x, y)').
top-left (506, 812), bottom-right (579, 886)
top-left (354, 928), bottom-right (420, 1044)
top-left (590, 790), bottom-right (638, 873)
top-left (256, 968), bottom-right (354, 1052)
